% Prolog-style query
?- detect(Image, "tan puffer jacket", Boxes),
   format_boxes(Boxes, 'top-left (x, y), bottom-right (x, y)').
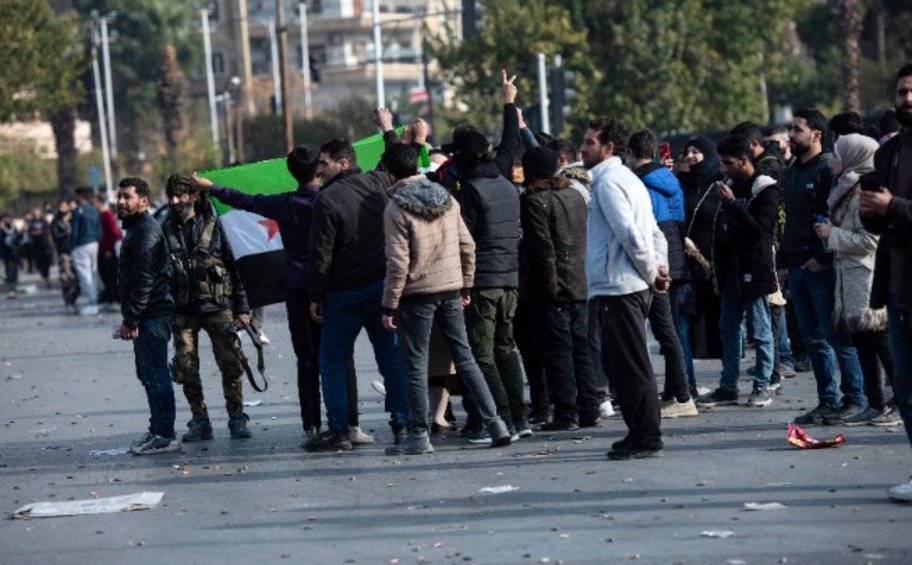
top-left (382, 175), bottom-right (475, 311)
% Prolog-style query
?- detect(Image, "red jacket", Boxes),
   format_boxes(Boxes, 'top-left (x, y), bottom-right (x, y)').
top-left (98, 209), bottom-right (123, 256)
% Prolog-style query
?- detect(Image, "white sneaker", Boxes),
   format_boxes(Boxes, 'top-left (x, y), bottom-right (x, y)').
top-left (79, 304), bottom-right (99, 316)
top-left (696, 386), bottom-right (712, 396)
top-left (660, 398), bottom-right (699, 418)
top-left (599, 400), bottom-right (615, 418)
top-left (888, 478), bottom-right (912, 502)
top-left (348, 426), bottom-right (375, 445)
top-left (258, 332), bottom-right (270, 345)
top-left (371, 380), bottom-right (387, 396)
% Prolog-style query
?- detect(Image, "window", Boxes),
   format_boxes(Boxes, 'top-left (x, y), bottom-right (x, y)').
top-left (206, 0), bottom-right (220, 21)
top-left (212, 52), bottom-right (225, 75)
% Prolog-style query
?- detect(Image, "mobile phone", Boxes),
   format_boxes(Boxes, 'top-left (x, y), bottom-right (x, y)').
top-left (815, 214), bottom-right (827, 224)
top-left (859, 171), bottom-right (883, 192)
top-left (658, 142), bottom-right (672, 162)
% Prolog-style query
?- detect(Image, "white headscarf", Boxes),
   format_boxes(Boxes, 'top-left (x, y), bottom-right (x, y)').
top-left (829, 133), bottom-right (879, 209)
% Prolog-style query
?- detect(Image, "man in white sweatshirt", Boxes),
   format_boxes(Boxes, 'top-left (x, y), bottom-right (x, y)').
top-left (581, 116), bottom-right (670, 460)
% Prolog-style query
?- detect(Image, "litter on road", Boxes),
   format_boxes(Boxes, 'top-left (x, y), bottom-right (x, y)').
top-left (13, 492), bottom-right (164, 518)
top-left (478, 485), bottom-right (520, 494)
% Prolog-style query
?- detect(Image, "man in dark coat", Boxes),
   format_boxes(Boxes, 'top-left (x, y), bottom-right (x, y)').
top-left (696, 136), bottom-right (779, 409)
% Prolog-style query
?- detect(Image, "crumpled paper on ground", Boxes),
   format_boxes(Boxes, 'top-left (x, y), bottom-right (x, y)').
top-left (787, 423), bottom-right (845, 449)
top-left (478, 485), bottom-right (520, 494)
top-left (14, 492), bottom-right (164, 519)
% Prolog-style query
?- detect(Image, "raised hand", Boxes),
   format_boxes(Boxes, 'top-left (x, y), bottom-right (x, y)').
top-left (501, 69), bottom-right (517, 105)
top-left (373, 107), bottom-right (394, 132)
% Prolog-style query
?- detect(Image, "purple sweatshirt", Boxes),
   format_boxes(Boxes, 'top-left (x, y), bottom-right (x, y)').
top-left (210, 184), bottom-right (319, 290)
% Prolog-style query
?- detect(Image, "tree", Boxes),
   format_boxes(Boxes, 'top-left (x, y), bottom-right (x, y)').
top-left (839, 0), bottom-right (863, 113)
top-left (428, 0), bottom-right (594, 137)
top-left (157, 45), bottom-right (185, 148)
top-left (0, 0), bottom-right (85, 196)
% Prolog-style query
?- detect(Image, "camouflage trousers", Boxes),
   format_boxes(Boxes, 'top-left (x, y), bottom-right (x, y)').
top-left (171, 309), bottom-right (245, 420)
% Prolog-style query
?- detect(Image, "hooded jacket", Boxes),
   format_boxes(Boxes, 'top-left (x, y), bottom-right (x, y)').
top-left (519, 176), bottom-right (588, 303)
top-left (635, 162), bottom-right (687, 280)
top-left (586, 156), bottom-right (668, 297)
top-left (382, 175), bottom-right (475, 311)
top-left (779, 152), bottom-right (836, 268)
top-left (713, 174), bottom-right (779, 299)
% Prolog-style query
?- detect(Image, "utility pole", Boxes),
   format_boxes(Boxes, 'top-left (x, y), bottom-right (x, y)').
top-left (276, 0), bottom-right (293, 152)
top-left (372, 0), bottom-right (385, 108)
top-left (299, 0), bottom-right (313, 120)
top-left (100, 15), bottom-right (117, 161)
top-left (201, 8), bottom-right (219, 146)
top-left (537, 52), bottom-right (550, 134)
top-left (91, 24), bottom-right (112, 202)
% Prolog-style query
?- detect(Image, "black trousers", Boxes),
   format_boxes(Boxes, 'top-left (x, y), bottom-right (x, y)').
top-left (648, 290), bottom-right (690, 401)
top-left (597, 290), bottom-right (662, 443)
top-left (852, 330), bottom-right (894, 410)
top-left (515, 298), bottom-right (548, 416)
top-left (588, 298), bottom-right (613, 399)
top-left (536, 301), bottom-right (601, 423)
top-left (286, 290), bottom-right (359, 430)
top-left (98, 253), bottom-right (119, 304)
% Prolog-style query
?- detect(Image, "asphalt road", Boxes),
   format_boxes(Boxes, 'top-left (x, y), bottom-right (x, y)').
top-left (1, 273), bottom-right (910, 564)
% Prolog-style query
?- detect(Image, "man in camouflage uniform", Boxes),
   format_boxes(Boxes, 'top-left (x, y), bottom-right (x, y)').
top-left (164, 174), bottom-right (253, 441)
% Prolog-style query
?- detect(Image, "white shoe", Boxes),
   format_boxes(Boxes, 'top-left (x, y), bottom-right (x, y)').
top-left (348, 426), bottom-right (375, 445)
top-left (258, 332), bottom-right (270, 345)
top-left (371, 380), bottom-right (387, 396)
top-left (79, 305), bottom-right (99, 316)
top-left (660, 398), bottom-right (699, 418)
top-left (888, 478), bottom-right (912, 502)
top-left (599, 400), bottom-right (615, 418)
top-left (696, 386), bottom-right (712, 396)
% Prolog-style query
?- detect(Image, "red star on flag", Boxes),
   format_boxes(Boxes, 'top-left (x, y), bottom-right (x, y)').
top-left (258, 219), bottom-right (280, 241)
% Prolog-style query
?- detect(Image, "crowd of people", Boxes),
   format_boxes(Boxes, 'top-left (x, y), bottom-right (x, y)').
top-left (6, 63), bottom-right (911, 502)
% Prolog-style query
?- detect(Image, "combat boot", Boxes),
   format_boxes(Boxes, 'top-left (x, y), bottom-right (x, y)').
top-left (228, 411), bottom-right (252, 439)
top-left (181, 416), bottom-right (213, 442)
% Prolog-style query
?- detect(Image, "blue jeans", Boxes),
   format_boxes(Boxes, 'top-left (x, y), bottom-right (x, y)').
top-left (718, 282), bottom-right (774, 391)
top-left (133, 317), bottom-right (175, 438)
top-left (887, 302), bottom-right (912, 447)
top-left (319, 279), bottom-right (408, 432)
top-left (788, 267), bottom-right (866, 407)
top-left (775, 305), bottom-right (794, 368)
top-left (397, 298), bottom-right (500, 433)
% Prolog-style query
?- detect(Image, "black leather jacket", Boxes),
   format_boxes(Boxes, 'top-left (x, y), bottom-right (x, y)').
top-left (119, 212), bottom-right (174, 328)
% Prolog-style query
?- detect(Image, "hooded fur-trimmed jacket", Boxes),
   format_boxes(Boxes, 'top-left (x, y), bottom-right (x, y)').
top-left (382, 175), bottom-right (475, 312)
top-left (519, 176), bottom-right (588, 303)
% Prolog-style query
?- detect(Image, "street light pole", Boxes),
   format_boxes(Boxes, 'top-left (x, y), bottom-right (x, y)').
top-left (268, 18), bottom-right (281, 114)
top-left (91, 25), bottom-right (112, 201)
top-left (100, 15), bottom-right (117, 161)
top-left (276, 0), bottom-right (293, 152)
top-left (537, 52), bottom-right (550, 134)
top-left (298, 0), bottom-right (313, 120)
top-left (372, 0), bottom-right (385, 108)
top-left (201, 8), bottom-right (219, 146)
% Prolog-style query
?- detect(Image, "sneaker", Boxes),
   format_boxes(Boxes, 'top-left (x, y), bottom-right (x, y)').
top-left (768, 374), bottom-right (782, 392)
top-left (257, 332), bottom-right (270, 345)
top-left (304, 430), bottom-right (353, 452)
top-left (538, 419), bottom-right (580, 432)
top-left (660, 398), bottom-right (699, 418)
top-left (822, 403), bottom-right (867, 426)
top-left (869, 407), bottom-right (904, 427)
top-left (390, 421), bottom-right (408, 444)
top-left (696, 388), bottom-right (739, 407)
top-left (746, 387), bottom-right (773, 407)
top-left (793, 357), bottom-right (811, 373)
top-left (777, 363), bottom-right (797, 378)
top-left (182, 417), bottom-right (213, 442)
top-left (793, 404), bottom-right (838, 426)
top-left (131, 435), bottom-right (180, 455)
top-left (599, 400), bottom-right (616, 418)
top-left (228, 412), bottom-right (252, 439)
top-left (130, 431), bottom-right (155, 449)
top-left (695, 386), bottom-right (712, 397)
top-left (611, 435), bottom-right (634, 451)
top-left (513, 420), bottom-right (534, 438)
top-left (487, 418), bottom-right (512, 448)
top-left (467, 428), bottom-right (492, 445)
top-left (528, 409), bottom-right (551, 425)
top-left (370, 380), bottom-right (387, 396)
top-left (385, 432), bottom-right (434, 455)
top-left (839, 406), bottom-right (880, 426)
top-left (79, 304), bottom-right (99, 316)
top-left (607, 438), bottom-right (664, 460)
top-left (888, 478), bottom-right (912, 502)
top-left (299, 427), bottom-right (320, 449)
top-left (348, 426), bottom-right (375, 445)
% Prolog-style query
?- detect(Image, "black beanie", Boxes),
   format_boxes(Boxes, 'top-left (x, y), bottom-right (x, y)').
top-left (522, 146), bottom-right (559, 182)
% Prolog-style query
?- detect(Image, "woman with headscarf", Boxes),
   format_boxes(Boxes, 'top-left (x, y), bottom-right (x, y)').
top-left (675, 136), bottom-right (725, 394)
top-left (814, 133), bottom-right (896, 425)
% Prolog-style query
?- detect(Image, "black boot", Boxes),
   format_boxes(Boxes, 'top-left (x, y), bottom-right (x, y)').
top-left (182, 416), bottom-right (213, 442)
top-left (228, 411), bottom-right (252, 439)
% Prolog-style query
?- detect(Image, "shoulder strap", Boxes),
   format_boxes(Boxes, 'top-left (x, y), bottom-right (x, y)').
top-left (163, 221), bottom-right (184, 253)
top-left (198, 216), bottom-right (217, 251)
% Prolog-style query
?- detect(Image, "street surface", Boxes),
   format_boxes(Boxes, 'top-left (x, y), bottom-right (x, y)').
top-left (1, 272), bottom-right (910, 564)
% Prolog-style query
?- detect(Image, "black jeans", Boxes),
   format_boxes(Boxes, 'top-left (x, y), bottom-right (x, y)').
top-left (286, 290), bottom-right (358, 431)
top-left (515, 298), bottom-right (548, 416)
top-left (588, 298), bottom-right (613, 399)
top-left (536, 300), bottom-right (600, 422)
top-left (852, 330), bottom-right (894, 410)
top-left (648, 290), bottom-right (690, 401)
top-left (98, 252), bottom-right (119, 304)
top-left (597, 291), bottom-right (662, 444)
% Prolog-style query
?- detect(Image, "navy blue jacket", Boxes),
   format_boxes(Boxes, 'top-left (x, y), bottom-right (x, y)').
top-left (70, 202), bottom-right (101, 249)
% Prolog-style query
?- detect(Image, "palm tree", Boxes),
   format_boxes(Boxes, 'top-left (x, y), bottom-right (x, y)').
top-left (838, 0), bottom-right (862, 113)
top-left (156, 44), bottom-right (184, 148)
